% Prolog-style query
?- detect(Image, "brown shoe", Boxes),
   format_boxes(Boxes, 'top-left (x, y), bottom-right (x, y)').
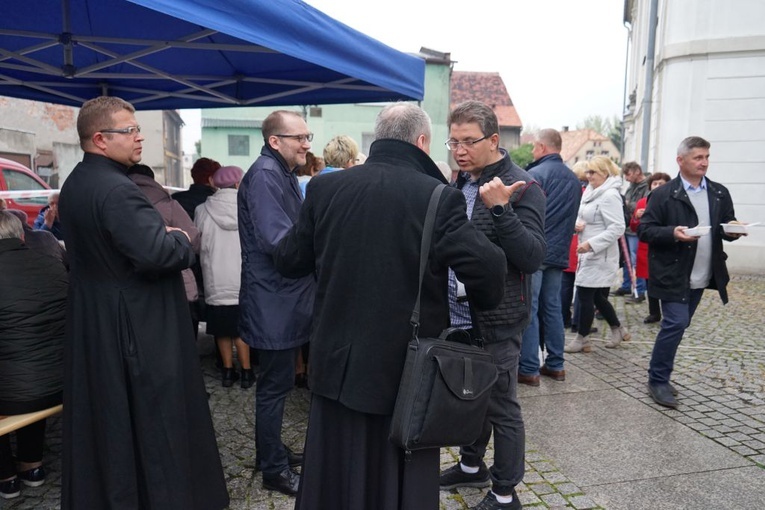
top-left (517, 373), bottom-right (540, 387)
top-left (540, 365), bottom-right (566, 381)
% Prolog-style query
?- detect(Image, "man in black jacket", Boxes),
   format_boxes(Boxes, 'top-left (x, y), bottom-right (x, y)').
top-left (638, 136), bottom-right (743, 409)
top-left (439, 101), bottom-right (546, 510)
top-left (274, 102), bottom-right (507, 510)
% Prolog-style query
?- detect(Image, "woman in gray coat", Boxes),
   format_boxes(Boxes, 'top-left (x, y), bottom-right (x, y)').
top-left (566, 156), bottom-right (631, 353)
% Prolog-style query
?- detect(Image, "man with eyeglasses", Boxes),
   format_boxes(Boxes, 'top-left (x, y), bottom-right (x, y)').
top-left (57, 96), bottom-right (229, 509)
top-left (439, 101), bottom-right (546, 510)
top-left (237, 110), bottom-right (316, 496)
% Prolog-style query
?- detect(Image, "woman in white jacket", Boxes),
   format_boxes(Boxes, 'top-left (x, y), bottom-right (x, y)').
top-left (195, 165), bottom-right (254, 388)
top-left (565, 156), bottom-right (631, 353)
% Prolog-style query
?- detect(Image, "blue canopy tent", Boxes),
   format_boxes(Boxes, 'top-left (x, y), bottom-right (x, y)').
top-left (0, 0), bottom-right (425, 109)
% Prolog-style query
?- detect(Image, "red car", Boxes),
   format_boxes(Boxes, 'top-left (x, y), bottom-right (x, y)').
top-left (0, 157), bottom-right (52, 227)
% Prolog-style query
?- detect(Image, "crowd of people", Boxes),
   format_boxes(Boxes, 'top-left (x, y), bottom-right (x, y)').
top-left (0, 93), bottom-right (745, 510)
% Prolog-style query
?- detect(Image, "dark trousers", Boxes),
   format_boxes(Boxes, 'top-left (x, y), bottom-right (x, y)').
top-left (560, 271), bottom-right (576, 327)
top-left (0, 419), bottom-right (46, 479)
top-left (576, 286), bottom-right (620, 337)
top-left (648, 296), bottom-right (661, 317)
top-left (648, 289), bottom-right (704, 384)
top-left (255, 346), bottom-right (298, 476)
top-left (460, 335), bottom-right (524, 496)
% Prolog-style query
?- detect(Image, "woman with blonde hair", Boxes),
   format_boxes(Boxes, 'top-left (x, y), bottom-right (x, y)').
top-left (565, 156), bottom-right (631, 353)
top-left (321, 135), bottom-right (359, 173)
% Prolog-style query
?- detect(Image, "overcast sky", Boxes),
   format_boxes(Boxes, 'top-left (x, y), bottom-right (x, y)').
top-left (181, 0), bottom-right (629, 153)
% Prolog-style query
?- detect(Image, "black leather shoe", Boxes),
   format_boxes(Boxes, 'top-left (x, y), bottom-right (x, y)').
top-left (648, 382), bottom-right (678, 409)
top-left (611, 288), bottom-right (630, 297)
top-left (240, 368), bottom-right (255, 389)
top-left (255, 445), bottom-right (303, 471)
top-left (262, 468), bottom-right (300, 496)
top-left (222, 367), bottom-right (239, 388)
top-left (643, 314), bottom-right (661, 324)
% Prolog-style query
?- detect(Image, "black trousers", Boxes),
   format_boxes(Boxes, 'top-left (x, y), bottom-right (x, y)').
top-left (0, 419), bottom-right (46, 479)
top-left (576, 286), bottom-right (620, 337)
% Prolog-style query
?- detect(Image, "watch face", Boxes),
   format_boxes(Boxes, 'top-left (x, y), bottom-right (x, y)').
top-left (492, 204), bottom-right (505, 216)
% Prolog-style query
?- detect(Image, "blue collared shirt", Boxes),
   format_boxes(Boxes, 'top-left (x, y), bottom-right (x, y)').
top-left (680, 175), bottom-right (707, 194)
top-left (448, 175), bottom-right (480, 329)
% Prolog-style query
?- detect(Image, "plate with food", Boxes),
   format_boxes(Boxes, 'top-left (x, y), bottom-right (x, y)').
top-left (721, 222), bottom-right (760, 234)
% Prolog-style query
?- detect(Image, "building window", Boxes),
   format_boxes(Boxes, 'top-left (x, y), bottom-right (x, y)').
top-left (309, 107), bottom-right (323, 117)
top-left (228, 135), bottom-right (249, 156)
top-left (585, 150), bottom-right (594, 160)
top-left (601, 150), bottom-right (610, 156)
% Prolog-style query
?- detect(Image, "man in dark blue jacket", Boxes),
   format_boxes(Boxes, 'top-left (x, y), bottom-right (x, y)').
top-left (639, 136), bottom-right (743, 409)
top-left (518, 129), bottom-right (581, 385)
top-left (440, 101), bottom-right (546, 510)
top-left (238, 110), bottom-right (316, 496)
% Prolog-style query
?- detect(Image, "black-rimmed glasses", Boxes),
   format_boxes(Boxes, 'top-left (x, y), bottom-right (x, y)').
top-left (275, 133), bottom-right (314, 143)
top-left (445, 135), bottom-right (489, 151)
top-left (100, 126), bottom-right (141, 136)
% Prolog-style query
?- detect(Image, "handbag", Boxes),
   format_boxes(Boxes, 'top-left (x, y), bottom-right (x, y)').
top-left (389, 184), bottom-right (498, 453)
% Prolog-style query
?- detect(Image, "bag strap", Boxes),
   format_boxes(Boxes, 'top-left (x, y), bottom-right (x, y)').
top-left (410, 184), bottom-right (446, 339)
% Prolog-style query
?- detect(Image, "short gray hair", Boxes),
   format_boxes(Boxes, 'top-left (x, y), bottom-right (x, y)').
top-left (535, 128), bottom-right (562, 152)
top-left (677, 136), bottom-right (710, 156)
top-left (0, 210), bottom-right (24, 240)
top-left (374, 102), bottom-right (431, 145)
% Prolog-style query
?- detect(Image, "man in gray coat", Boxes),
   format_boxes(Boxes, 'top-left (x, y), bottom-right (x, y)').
top-left (238, 110), bottom-right (316, 496)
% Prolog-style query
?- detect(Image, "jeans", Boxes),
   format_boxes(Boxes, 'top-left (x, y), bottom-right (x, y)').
top-left (461, 334), bottom-right (524, 496)
top-left (255, 347), bottom-right (298, 476)
top-left (520, 267), bottom-right (565, 374)
top-left (648, 289), bottom-right (704, 384)
top-left (619, 235), bottom-right (646, 295)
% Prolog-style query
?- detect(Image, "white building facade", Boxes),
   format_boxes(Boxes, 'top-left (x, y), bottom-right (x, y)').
top-left (622, 0), bottom-right (765, 273)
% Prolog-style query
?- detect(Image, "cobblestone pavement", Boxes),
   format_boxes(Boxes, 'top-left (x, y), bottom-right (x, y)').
top-left (4, 275), bottom-right (764, 510)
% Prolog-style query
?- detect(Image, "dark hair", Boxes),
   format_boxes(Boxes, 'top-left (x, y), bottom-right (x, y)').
top-left (127, 164), bottom-right (155, 179)
top-left (622, 161), bottom-right (642, 175)
top-left (447, 101), bottom-right (499, 139)
top-left (190, 157), bottom-right (221, 185)
top-left (647, 172), bottom-right (671, 188)
top-left (296, 152), bottom-right (318, 177)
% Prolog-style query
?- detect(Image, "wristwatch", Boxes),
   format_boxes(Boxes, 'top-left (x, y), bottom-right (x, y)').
top-left (491, 204), bottom-right (507, 217)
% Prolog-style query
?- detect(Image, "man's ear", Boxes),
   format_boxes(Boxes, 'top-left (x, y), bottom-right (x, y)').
top-left (92, 132), bottom-right (109, 151)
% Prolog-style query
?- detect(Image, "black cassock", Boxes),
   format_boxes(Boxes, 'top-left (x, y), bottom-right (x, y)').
top-left (59, 153), bottom-right (229, 509)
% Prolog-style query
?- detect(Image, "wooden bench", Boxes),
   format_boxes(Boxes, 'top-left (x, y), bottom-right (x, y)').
top-left (0, 404), bottom-right (63, 436)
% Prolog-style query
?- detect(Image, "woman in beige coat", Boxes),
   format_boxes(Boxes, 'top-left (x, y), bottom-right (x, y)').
top-left (565, 156), bottom-right (631, 352)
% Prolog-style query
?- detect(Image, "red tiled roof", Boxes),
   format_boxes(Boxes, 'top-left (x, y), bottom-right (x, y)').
top-left (560, 129), bottom-right (609, 162)
top-left (450, 71), bottom-right (522, 128)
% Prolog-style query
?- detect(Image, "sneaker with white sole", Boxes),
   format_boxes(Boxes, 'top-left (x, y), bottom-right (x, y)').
top-left (18, 466), bottom-right (46, 487)
top-left (0, 477), bottom-right (21, 499)
top-left (439, 462), bottom-right (491, 490)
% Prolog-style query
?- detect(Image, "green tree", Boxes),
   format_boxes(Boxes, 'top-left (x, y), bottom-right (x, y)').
top-left (510, 143), bottom-right (534, 169)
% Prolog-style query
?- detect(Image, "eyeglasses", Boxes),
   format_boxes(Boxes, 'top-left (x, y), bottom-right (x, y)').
top-left (445, 135), bottom-right (489, 151)
top-left (100, 126), bottom-right (141, 136)
top-left (275, 133), bottom-right (313, 143)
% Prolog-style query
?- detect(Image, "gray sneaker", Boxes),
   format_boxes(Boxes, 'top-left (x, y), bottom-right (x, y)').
top-left (439, 462), bottom-right (491, 490)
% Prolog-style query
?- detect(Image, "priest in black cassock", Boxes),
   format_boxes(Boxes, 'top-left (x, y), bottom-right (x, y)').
top-left (58, 96), bottom-right (229, 510)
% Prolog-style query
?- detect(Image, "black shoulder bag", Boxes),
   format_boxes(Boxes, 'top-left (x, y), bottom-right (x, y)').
top-left (389, 184), bottom-right (498, 454)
